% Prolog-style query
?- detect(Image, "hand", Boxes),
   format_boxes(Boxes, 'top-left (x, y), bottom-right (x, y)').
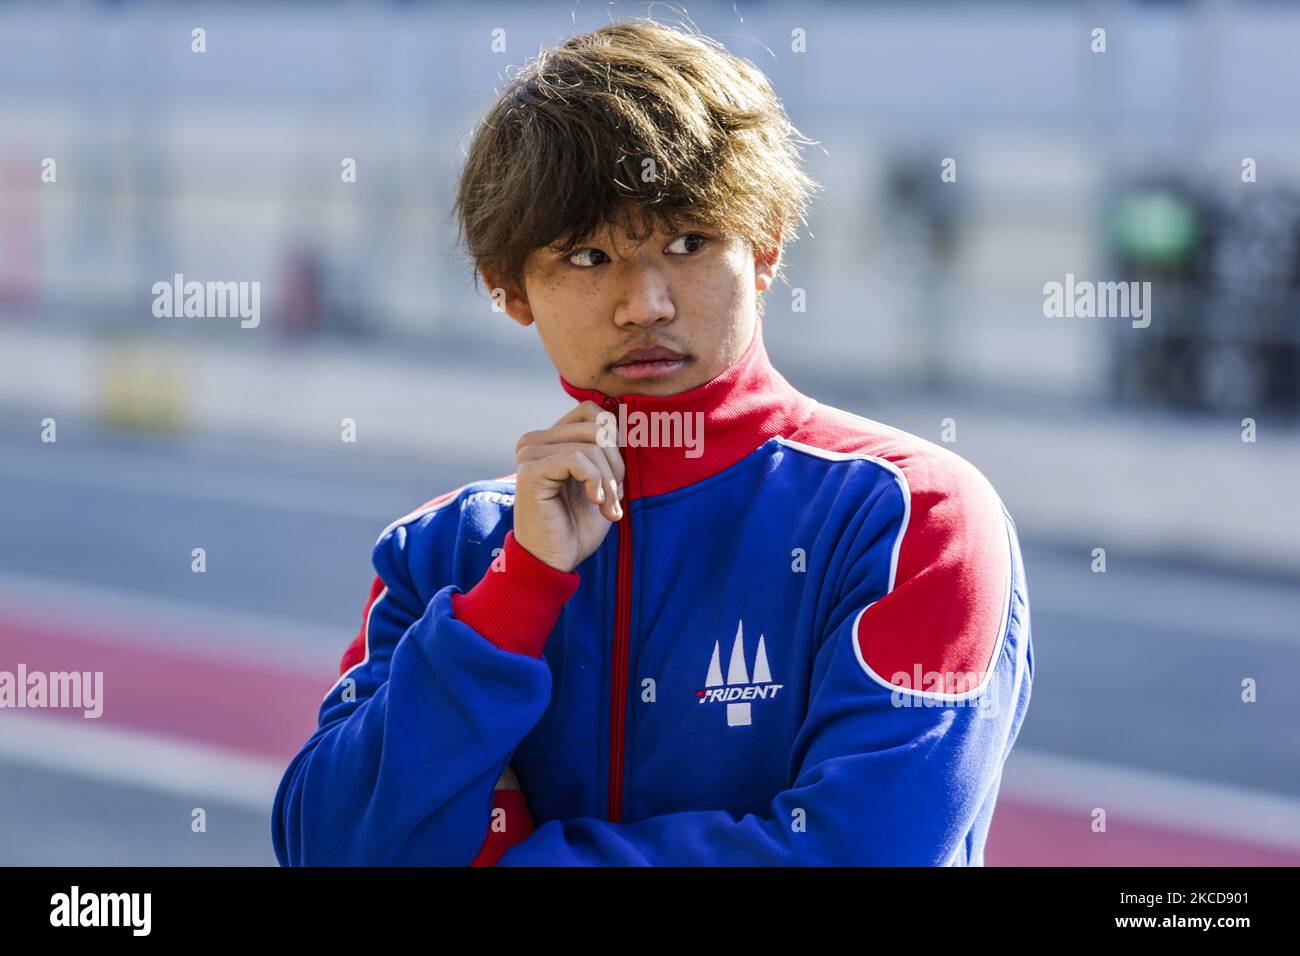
top-left (494, 764), bottom-right (521, 791)
top-left (513, 400), bottom-right (626, 574)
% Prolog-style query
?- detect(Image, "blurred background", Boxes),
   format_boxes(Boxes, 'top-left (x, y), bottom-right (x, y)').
top-left (2, 0), bottom-right (1299, 866)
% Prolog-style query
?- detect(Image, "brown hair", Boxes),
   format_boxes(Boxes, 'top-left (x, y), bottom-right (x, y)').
top-left (453, 18), bottom-right (820, 296)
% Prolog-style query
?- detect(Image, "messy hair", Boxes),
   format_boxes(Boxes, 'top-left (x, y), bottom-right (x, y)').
top-left (453, 18), bottom-right (821, 296)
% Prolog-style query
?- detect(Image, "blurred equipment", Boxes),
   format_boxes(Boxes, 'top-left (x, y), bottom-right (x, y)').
top-left (1106, 179), bottom-right (1300, 416)
top-left (100, 337), bottom-right (188, 434)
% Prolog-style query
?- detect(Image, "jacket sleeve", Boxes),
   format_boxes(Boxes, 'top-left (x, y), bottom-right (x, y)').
top-left (495, 462), bottom-right (1034, 866)
top-left (271, 508), bottom-right (579, 867)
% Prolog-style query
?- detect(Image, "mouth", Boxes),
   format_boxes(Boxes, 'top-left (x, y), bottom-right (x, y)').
top-left (609, 346), bottom-right (690, 380)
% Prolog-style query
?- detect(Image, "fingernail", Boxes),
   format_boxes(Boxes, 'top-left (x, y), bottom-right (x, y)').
top-left (617, 481), bottom-right (625, 500)
top-left (597, 483), bottom-right (605, 502)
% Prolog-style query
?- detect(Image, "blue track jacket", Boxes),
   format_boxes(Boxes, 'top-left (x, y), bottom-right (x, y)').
top-left (271, 315), bottom-right (1034, 866)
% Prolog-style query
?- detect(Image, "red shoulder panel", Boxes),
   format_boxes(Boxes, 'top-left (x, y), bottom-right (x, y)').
top-left (788, 404), bottom-right (1012, 696)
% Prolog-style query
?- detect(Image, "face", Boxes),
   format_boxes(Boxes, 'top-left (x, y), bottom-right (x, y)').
top-left (487, 216), bottom-right (781, 397)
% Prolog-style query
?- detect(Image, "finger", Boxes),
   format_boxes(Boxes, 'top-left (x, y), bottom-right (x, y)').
top-left (561, 445), bottom-right (621, 521)
top-left (586, 418), bottom-right (626, 498)
top-left (519, 440), bottom-right (615, 491)
top-left (532, 445), bottom-right (617, 518)
top-left (553, 398), bottom-right (628, 494)
top-left (551, 444), bottom-right (620, 520)
top-left (553, 399), bottom-right (608, 428)
top-left (515, 402), bottom-right (605, 459)
top-left (519, 451), bottom-right (603, 510)
top-left (518, 420), bottom-right (625, 490)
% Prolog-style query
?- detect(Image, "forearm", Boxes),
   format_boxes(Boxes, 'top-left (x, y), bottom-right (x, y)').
top-left (275, 534), bottom-right (579, 866)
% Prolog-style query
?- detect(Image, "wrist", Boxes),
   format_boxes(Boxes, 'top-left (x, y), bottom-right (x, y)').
top-left (450, 529), bottom-right (581, 657)
top-left (512, 529), bottom-right (574, 574)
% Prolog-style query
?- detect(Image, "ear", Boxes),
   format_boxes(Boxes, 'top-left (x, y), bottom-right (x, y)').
top-left (753, 230), bottom-right (783, 294)
top-left (480, 267), bottom-right (535, 327)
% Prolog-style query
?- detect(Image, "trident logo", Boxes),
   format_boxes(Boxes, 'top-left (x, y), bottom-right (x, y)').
top-left (697, 620), bottom-right (782, 726)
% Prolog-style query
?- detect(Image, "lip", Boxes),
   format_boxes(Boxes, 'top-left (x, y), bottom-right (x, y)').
top-left (610, 358), bottom-right (689, 380)
top-left (610, 346), bottom-right (690, 381)
top-left (613, 345), bottom-right (687, 365)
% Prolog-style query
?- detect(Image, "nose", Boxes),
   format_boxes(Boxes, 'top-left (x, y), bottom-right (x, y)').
top-left (612, 255), bottom-right (675, 329)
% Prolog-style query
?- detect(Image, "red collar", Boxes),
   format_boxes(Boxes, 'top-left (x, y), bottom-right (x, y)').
top-left (558, 315), bottom-right (815, 500)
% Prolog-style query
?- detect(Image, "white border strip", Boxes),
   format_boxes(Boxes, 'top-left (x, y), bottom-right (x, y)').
top-left (1002, 748), bottom-right (1300, 851)
top-left (0, 712), bottom-right (283, 812)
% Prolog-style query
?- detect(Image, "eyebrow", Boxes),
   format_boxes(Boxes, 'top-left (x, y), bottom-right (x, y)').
top-left (555, 219), bottom-right (718, 251)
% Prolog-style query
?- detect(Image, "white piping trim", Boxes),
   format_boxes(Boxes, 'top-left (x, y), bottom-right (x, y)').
top-left (322, 585), bottom-right (389, 705)
top-left (323, 491), bottom-right (469, 705)
top-left (773, 435), bottom-right (911, 595)
top-left (373, 489), bottom-right (462, 546)
top-left (773, 433), bottom-right (1013, 702)
top-left (373, 476), bottom-right (515, 545)
top-left (1006, 517), bottom-right (1031, 705)
top-left (849, 523), bottom-right (1013, 702)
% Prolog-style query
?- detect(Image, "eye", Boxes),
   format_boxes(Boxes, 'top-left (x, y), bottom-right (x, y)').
top-left (568, 247), bottom-right (609, 267)
top-left (666, 233), bottom-right (708, 255)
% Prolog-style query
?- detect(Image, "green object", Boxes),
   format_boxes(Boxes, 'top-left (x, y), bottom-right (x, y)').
top-left (1111, 192), bottom-right (1199, 266)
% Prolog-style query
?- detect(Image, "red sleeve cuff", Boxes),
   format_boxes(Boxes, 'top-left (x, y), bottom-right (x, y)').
top-left (450, 530), bottom-right (581, 658)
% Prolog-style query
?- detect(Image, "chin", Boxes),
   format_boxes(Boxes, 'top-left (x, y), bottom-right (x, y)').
top-left (605, 366), bottom-right (701, 397)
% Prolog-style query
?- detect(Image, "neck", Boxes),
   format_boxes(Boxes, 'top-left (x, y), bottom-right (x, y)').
top-left (558, 315), bottom-right (815, 499)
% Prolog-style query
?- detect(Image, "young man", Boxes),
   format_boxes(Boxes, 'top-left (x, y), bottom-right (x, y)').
top-left (272, 19), bottom-right (1033, 866)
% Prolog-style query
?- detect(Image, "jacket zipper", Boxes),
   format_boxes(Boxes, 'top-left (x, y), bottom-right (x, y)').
top-left (604, 393), bottom-right (633, 823)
